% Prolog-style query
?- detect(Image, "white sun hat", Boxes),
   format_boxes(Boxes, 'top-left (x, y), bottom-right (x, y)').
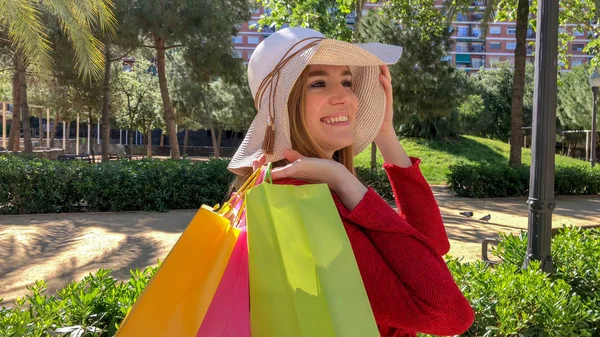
top-left (227, 27), bottom-right (403, 175)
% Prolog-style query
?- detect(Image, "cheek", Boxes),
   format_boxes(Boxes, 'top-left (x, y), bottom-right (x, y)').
top-left (349, 93), bottom-right (359, 120)
top-left (304, 94), bottom-right (325, 125)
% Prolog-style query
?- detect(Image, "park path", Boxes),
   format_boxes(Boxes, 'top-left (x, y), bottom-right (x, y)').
top-left (1, 187), bottom-right (598, 306)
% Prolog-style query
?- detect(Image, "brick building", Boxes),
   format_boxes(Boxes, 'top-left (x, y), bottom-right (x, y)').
top-left (233, 1), bottom-right (591, 72)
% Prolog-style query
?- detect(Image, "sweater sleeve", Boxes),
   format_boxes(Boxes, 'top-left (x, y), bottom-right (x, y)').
top-left (383, 157), bottom-right (450, 256)
top-left (337, 188), bottom-right (474, 336)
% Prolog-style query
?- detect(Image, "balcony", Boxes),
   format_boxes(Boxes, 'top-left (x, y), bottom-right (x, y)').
top-left (527, 29), bottom-right (536, 39)
top-left (527, 45), bottom-right (534, 54)
top-left (471, 44), bottom-right (485, 53)
top-left (471, 13), bottom-right (484, 21)
top-left (456, 13), bottom-right (469, 22)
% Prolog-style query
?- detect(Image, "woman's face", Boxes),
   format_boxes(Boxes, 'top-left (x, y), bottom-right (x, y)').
top-left (303, 64), bottom-right (358, 158)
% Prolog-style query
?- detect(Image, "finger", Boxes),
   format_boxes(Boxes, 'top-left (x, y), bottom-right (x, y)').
top-left (252, 154), bottom-right (267, 171)
top-left (283, 149), bottom-right (304, 162)
top-left (380, 65), bottom-right (392, 80)
top-left (270, 162), bottom-right (297, 181)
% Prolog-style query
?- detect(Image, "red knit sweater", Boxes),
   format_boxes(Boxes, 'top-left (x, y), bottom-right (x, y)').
top-left (275, 157), bottom-right (474, 337)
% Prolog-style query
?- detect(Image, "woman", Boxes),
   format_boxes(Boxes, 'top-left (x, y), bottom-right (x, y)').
top-left (228, 27), bottom-right (474, 337)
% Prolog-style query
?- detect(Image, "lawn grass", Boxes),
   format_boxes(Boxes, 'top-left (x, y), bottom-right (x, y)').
top-left (355, 135), bottom-right (589, 185)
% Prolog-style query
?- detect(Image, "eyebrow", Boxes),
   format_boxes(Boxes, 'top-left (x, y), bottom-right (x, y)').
top-left (308, 69), bottom-right (352, 77)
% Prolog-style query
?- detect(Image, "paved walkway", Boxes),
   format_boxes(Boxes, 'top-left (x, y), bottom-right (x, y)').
top-left (1, 187), bottom-right (598, 305)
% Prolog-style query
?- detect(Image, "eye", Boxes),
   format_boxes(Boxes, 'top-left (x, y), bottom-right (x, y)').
top-left (342, 80), bottom-right (352, 87)
top-left (310, 81), bottom-right (326, 88)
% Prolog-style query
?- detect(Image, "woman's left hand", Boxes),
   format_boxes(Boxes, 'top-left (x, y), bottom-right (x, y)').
top-left (376, 65), bottom-right (396, 142)
top-left (270, 149), bottom-right (368, 210)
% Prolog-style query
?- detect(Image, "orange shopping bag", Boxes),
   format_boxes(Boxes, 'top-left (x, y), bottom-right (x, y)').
top-left (116, 168), bottom-right (263, 337)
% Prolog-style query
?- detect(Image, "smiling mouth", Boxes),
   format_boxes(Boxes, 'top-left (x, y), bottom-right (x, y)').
top-left (321, 115), bottom-right (349, 124)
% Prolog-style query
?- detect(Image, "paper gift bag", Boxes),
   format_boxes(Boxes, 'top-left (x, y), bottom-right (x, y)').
top-left (246, 182), bottom-right (379, 337)
top-left (116, 169), bottom-right (263, 337)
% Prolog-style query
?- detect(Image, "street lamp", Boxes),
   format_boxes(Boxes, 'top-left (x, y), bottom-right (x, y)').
top-left (588, 69), bottom-right (600, 168)
top-left (523, 0), bottom-right (559, 273)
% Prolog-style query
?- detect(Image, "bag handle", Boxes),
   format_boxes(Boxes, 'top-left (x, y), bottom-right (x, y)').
top-left (215, 165), bottom-right (264, 218)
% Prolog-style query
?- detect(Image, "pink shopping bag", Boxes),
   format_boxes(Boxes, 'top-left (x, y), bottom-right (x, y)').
top-left (195, 168), bottom-right (266, 336)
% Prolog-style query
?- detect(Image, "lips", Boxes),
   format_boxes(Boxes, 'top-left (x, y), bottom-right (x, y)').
top-left (321, 115), bottom-right (349, 124)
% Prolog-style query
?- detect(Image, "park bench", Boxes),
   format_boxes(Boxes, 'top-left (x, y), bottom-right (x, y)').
top-left (58, 154), bottom-right (93, 163)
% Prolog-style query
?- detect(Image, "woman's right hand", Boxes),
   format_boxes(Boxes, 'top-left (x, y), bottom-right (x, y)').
top-left (253, 154), bottom-right (267, 172)
top-left (269, 149), bottom-right (368, 211)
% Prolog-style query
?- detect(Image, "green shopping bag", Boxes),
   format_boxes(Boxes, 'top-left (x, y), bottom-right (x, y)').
top-left (247, 182), bottom-right (379, 337)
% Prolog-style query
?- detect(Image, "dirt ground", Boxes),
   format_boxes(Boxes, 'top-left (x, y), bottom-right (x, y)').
top-left (1, 187), bottom-right (598, 306)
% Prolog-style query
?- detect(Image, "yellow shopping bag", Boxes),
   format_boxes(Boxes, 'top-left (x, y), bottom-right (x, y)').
top-left (247, 182), bottom-right (379, 337)
top-left (116, 169), bottom-right (263, 337)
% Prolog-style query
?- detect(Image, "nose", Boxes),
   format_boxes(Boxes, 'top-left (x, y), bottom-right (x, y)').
top-left (328, 83), bottom-right (351, 106)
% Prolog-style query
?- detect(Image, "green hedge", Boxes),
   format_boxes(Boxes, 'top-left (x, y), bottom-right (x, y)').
top-left (0, 156), bottom-right (393, 215)
top-left (0, 156), bottom-right (234, 214)
top-left (431, 227), bottom-right (600, 336)
top-left (447, 162), bottom-right (600, 198)
top-left (2, 227), bottom-right (598, 336)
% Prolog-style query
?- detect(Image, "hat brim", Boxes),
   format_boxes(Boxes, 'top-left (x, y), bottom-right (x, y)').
top-left (228, 38), bottom-right (403, 175)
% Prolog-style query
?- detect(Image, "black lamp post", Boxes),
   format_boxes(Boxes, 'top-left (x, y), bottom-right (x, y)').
top-left (588, 69), bottom-right (599, 168)
top-left (523, 0), bottom-right (559, 273)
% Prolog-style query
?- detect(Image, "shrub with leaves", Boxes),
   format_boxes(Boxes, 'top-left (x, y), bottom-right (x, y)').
top-left (0, 156), bottom-right (394, 215)
top-left (0, 266), bottom-right (158, 337)
top-left (447, 162), bottom-right (600, 198)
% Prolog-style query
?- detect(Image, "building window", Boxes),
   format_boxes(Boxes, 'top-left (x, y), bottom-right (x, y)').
top-left (457, 26), bottom-right (469, 37)
top-left (572, 59), bottom-right (584, 67)
top-left (489, 26), bottom-right (501, 34)
top-left (489, 57), bottom-right (500, 67)
top-left (248, 36), bottom-right (260, 45)
top-left (456, 12), bottom-right (468, 21)
top-left (559, 27), bottom-right (566, 34)
top-left (248, 20), bottom-right (259, 30)
top-left (507, 26), bottom-right (517, 34)
top-left (455, 42), bottom-right (469, 52)
top-left (471, 58), bottom-right (484, 68)
top-left (572, 43), bottom-right (585, 51)
top-left (472, 27), bottom-right (482, 37)
top-left (233, 50), bottom-right (243, 59)
top-left (247, 51), bottom-right (253, 60)
top-left (471, 43), bottom-right (485, 52)
top-left (441, 55), bottom-right (452, 62)
top-left (251, 7), bottom-right (261, 14)
top-left (232, 36), bottom-right (243, 44)
top-left (489, 41), bottom-right (501, 50)
top-left (573, 29), bottom-right (585, 37)
top-left (507, 42), bottom-right (517, 50)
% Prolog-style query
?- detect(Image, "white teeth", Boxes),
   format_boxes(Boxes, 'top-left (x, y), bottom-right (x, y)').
top-left (323, 116), bottom-right (348, 124)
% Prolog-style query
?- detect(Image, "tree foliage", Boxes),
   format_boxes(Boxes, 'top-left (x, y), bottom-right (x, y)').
top-left (0, 0), bottom-right (117, 80)
top-left (558, 65), bottom-right (598, 131)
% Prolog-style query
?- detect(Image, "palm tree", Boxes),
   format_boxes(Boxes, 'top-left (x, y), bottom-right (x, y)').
top-left (1, 0), bottom-right (116, 152)
top-left (1, 0), bottom-right (116, 79)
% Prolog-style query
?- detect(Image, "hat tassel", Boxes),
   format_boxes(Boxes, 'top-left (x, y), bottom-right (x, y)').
top-left (261, 122), bottom-right (275, 154)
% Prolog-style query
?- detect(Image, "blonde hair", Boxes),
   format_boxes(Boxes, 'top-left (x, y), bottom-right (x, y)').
top-left (230, 67), bottom-right (356, 191)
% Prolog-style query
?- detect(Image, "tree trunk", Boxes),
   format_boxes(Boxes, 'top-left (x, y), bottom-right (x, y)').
top-left (39, 109), bottom-right (44, 147)
top-left (353, 0), bottom-right (365, 42)
top-left (183, 127), bottom-right (189, 155)
top-left (101, 42), bottom-right (112, 162)
top-left (160, 133), bottom-right (164, 146)
top-left (154, 36), bottom-right (180, 159)
top-left (17, 56), bottom-right (32, 153)
top-left (210, 126), bottom-right (222, 158)
top-left (129, 130), bottom-right (134, 156)
top-left (147, 129), bottom-right (152, 157)
top-left (370, 142), bottom-right (377, 171)
top-left (50, 110), bottom-right (59, 148)
top-left (8, 59), bottom-right (21, 152)
top-left (232, 130), bottom-right (239, 146)
top-left (508, 0), bottom-right (529, 168)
